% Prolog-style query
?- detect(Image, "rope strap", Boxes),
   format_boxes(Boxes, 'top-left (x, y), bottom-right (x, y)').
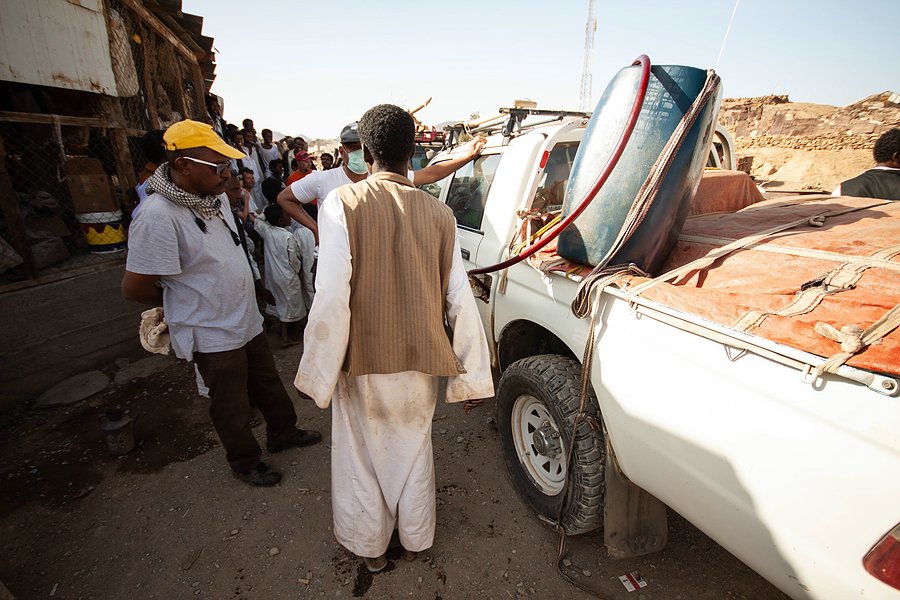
top-left (733, 242), bottom-right (900, 333)
top-left (811, 304), bottom-right (900, 380)
top-left (625, 199), bottom-right (893, 302)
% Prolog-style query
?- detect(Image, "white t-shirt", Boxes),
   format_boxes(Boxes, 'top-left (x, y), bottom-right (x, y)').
top-left (241, 145), bottom-right (265, 180)
top-left (289, 167), bottom-right (353, 204)
top-left (288, 167), bottom-right (416, 205)
top-left (126, 193), bottom-right (263, 361)
top-left (258, 144), bottom-right (281, 169)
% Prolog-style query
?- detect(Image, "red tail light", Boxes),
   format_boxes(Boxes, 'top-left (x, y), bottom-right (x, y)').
top-left (539, 150), bottom-right (550, 169)
top-left (864, 522), bottom-right (900, 590)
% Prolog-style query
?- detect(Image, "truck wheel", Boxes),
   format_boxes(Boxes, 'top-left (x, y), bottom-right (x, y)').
top-left (497, 354), bottom-right (604, 534)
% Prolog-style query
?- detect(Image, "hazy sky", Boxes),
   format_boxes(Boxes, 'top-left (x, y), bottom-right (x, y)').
top-left (183, 0), bottom-right (899, 140)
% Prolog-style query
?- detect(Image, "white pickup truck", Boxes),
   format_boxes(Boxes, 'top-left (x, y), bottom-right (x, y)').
top-left (424, 110), bottom-right (900, 599)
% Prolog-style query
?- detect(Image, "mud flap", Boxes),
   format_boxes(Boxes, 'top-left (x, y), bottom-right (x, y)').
top-left (603, 435), bottom-right (668, 558)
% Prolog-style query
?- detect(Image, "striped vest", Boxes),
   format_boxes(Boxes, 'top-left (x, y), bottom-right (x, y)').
top-left (338, 171), bottom-right (463, 377)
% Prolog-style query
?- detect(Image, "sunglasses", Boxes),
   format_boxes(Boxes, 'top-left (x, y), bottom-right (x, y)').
top-left (181, 156), bottom-right (230, 176)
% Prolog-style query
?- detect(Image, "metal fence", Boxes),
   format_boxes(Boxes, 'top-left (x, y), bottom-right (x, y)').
top-left (0, 0), bottom-right (208, 288)
top-left (0, 116), bottom-right (142, 285)
top-left (107, 0), bottom-right (207, 132)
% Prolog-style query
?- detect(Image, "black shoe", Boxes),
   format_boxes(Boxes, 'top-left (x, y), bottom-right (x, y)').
top-left (266, 428), bottom-right (322, 453)
top-left (232, 462), bottom-right (282, 487)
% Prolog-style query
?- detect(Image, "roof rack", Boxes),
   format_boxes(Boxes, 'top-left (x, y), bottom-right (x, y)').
top-left (443, 107), bottom-right (591, 148)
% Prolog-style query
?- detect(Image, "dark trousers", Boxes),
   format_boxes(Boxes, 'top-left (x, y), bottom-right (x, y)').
top-left (194, 332), bottom-right (298, 472)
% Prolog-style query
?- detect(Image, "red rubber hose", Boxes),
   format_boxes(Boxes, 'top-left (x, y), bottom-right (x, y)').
top-left (468, 54), bottom-right (651, 276)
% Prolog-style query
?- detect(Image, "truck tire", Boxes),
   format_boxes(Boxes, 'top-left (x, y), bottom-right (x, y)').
top-left (497, 354), bottom-right (604, 534)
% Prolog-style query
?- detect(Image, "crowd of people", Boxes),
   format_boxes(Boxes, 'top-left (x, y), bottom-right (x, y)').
top-left (127, 110), bottom-right (355, 344)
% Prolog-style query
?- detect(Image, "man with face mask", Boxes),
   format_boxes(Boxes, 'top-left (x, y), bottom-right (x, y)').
top-left (276, 121), bottom-right (485, 243)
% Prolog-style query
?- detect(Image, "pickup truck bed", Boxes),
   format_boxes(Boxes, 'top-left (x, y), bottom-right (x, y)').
top-left (534, 194), bottom-right (900, 380)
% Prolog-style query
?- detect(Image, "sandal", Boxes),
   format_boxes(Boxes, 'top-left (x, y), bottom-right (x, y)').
top-left (364, 554), bottom-right (387, 572)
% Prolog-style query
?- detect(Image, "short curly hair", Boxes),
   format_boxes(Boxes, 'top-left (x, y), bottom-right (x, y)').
top-left (873, 128), bottom-right (900, 163)
top-left (358, 104), bottom-right (415, 167)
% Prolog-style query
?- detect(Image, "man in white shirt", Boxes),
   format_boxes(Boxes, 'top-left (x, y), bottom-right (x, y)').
top-left (121, 120), bottom-right (321, 487)
top-left (241, 129), bottom-right (267, 207)
top-left (276, 121), bottom-right (485, 242)
top-left (239, 167), bottom-right (267, 214)
top-left (258, 128), bottom-right (282, 173)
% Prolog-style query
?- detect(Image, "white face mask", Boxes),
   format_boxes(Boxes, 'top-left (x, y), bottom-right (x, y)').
top-left (346, 149), bottom-right (368, 175)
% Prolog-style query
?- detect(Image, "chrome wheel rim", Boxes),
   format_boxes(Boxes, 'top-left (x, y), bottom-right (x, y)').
top-left (510, 394), bottom-right (566, 495)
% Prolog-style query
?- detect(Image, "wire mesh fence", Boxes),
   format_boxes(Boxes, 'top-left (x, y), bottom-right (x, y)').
top-left (107, 0), bottom-right (207, 131)
top-left (0, 120), bottom-right (140, 284)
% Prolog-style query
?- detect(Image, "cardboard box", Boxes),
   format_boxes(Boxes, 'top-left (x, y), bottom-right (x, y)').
top-left (64, 157), bottom-right (118, 214)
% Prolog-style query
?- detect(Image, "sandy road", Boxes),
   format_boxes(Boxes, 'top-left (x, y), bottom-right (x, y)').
top-left (0, 338), bottom-right (786, 599)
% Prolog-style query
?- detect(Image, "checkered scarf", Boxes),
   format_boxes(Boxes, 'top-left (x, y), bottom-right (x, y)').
top-left (146, 162), bottom-right (222, 219)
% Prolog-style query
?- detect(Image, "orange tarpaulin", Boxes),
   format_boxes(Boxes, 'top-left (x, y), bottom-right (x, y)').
top-left (689, 169), bottom-right (765, 216)
top-left (530, 195), bottom-right (900, 377)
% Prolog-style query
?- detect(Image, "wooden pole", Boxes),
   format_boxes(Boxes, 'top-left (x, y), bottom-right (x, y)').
top-left (0, 112), bottom-right (103, 127)
top-left (139, 23), bottom-right (160, 129)
top-left (51, 116), bottom-right (67, 168)
top-left (0, 133), bottom-right (35, 277)
top-left (171, 60), bottom-right (190, 120)
top-left (189, 61), bottom-right (206, 119)
top-left (99, 97), bottom-right (138, 194)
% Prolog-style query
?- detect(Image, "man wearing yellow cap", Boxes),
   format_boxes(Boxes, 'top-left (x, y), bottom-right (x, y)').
top-left (122, 119), bottom-right (321, 486)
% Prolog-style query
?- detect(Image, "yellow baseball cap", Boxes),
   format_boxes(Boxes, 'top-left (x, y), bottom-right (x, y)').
top-left (163, 119), bottom-right (246, 159)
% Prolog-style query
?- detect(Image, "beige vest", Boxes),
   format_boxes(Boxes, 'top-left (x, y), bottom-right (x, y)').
top-left (338, 171), bottom-right (463, 377)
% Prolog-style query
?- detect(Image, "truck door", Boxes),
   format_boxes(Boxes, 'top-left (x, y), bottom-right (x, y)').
top-left (442, 153), bottom-right (503, 268)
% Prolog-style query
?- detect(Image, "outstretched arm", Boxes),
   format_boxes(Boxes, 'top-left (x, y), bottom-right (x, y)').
top-left (412, 136), bottom-right (486, 186)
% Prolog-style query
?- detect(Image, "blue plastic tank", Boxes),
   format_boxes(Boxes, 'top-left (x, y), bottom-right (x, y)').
top-left (557, 64), bottom-right (722, 273)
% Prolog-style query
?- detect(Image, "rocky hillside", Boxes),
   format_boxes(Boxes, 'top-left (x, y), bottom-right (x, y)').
top-left (718, 92), bottom-right (899, 191)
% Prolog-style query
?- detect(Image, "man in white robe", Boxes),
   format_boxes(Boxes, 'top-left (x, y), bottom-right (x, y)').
top-left (293, 104), bottom-right (493, 572)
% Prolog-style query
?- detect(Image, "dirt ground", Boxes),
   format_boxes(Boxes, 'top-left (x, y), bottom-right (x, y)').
top-left (0, 334), bottom-right (788, 600)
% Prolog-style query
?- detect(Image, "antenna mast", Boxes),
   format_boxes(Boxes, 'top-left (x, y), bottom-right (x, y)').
top-left (579, 0), bottom-right (596, 111)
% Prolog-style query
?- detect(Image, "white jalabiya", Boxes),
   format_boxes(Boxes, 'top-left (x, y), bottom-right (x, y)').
top-left (294, 188), bottom-right (494, 558)
top-left (240, 145), bottom-right (267, 213)
top-left (254, 215), bottom-right (315, 323)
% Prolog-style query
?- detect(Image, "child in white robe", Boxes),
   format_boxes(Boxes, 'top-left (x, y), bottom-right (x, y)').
top-left (252, 203), bottom-right (315, 347)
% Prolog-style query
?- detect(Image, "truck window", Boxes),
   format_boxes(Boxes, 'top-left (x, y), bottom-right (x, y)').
top-left (532, 142), bottom-right (579, 213)
top-left (445, 154), bottom-right (502, 231)
top-left (419, 174), bottom-right (450, 200)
